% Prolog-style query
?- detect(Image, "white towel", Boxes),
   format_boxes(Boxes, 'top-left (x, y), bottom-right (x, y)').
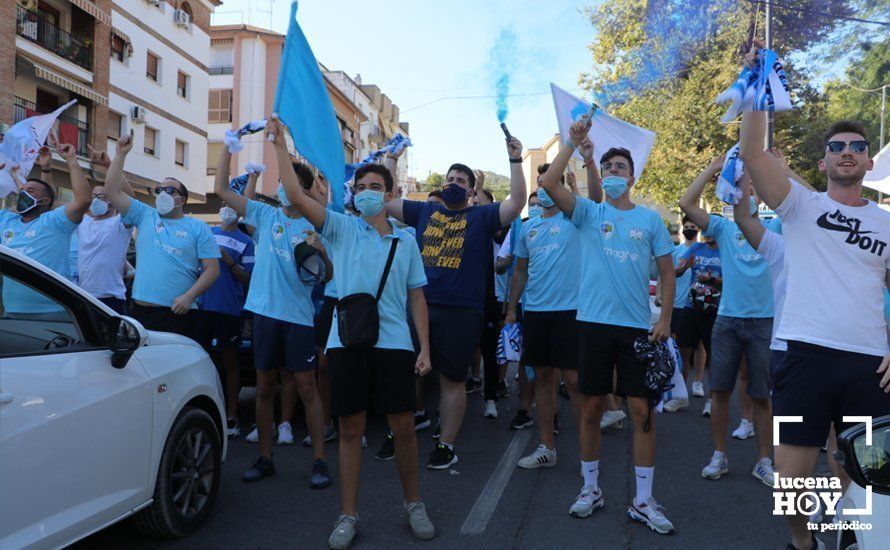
top-left (716, 48), bottom-right (792, 123)
top-left (244, 162), bottom-right (266, 175)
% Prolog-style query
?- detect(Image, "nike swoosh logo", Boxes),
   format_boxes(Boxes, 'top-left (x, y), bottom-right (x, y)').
top-left (816, 212), bottom-right (874, 235)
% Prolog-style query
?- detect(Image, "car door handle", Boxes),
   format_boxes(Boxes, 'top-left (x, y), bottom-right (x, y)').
top-left (0, 392), bottom-right (13, 404)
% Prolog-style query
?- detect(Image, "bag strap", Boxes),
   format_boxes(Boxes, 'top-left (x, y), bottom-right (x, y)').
top-left (375, 238), bottom-right (399, 302)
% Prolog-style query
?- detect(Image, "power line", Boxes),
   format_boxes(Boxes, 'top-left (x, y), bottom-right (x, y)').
top-left (744, 0), bottom-right (890, 26)
top-left (842, 82), bottom-right (890, 93)
top-left (401, 88), bottom-right (584, 114)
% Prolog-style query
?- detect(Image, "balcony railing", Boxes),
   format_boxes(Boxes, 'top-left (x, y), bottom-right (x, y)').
top-left (14, 97), bottom-right (90, 157)
top-left (209, 65), bottom-right (234, 75)
top-left (16, 5), bottom-right (93, 71)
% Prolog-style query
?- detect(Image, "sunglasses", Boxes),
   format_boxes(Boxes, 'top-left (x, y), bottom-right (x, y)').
top-left (153, 185), bottom-right (185, 197)
top-left (826, 140), bottom-right (869, 154)
top-left (92, 194), bottom-right (108, 201)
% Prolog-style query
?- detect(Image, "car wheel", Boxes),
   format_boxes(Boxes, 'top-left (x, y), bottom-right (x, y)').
top-left (133, 406), bottom-right (221, 537)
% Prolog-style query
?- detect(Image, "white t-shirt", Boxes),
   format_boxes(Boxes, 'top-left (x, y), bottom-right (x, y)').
top-left (756, 230), bottom-right (787, 352)
top-left (77, 214), bottom-right (133, 300)
top-left (774, 180), bottom-right (890, 356)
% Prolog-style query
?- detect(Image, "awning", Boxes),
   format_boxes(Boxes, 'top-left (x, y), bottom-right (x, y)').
top-left (864, 143), bottom-right (890, 196)
top-left (68, 0), bottom-right (112, 27)
top-left (111, 27), bottom-right (133, 56)
top-left (33, 63), bottom-right (108, 105)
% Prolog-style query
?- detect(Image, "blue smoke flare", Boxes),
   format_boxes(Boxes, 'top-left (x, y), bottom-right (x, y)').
top-left (488, 28), bottom-right (518, 123)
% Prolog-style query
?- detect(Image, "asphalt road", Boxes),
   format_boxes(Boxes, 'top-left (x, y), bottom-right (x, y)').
top-left (77, 369), bottom-right (833, 550)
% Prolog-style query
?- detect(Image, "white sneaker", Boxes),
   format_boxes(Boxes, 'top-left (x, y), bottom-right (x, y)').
top-left (245, 422), bottom-right (274, 444)
top-left (701, 451), bottom-right (729, 480)
top-left (277, 422), bottom-right (295, 445)
top-left (628, 497), bottom-right (675, 535)
top-left (361, 435), bottom-right (368, 449)
top-left (752, 457), bottom-right (775, 487)
top-left (692, 381), bottom-right (705, 397)
top-left (701, 399), bottom-right (712, 417)
top-left (732, 419), bottom-right (755, 440)
top-left (517, 444), bottom-right (557, 469)
top-left (568, 485), bottom-right (604, 518)
top-left (483, 400), bottom-right (498, 418)
top-left (663, 398), bottom-right (689, 413)
top-left (600, 410), bottom-right (626, 430)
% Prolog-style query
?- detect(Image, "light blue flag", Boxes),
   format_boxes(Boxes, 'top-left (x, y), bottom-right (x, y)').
top-left (273, 1), bottom-right (345, 212)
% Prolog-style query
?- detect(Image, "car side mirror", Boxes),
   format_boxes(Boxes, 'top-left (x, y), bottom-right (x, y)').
top-left (111, 316), bottom-right (146, 369)
top-left (836, 415), bottom-right (890, 496)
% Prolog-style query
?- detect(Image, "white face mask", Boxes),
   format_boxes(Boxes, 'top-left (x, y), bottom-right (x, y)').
top-left (90, 197), bottom-right (109, 217)
top-left (156, 191), bottom-right (175, 215)
top-left (219, 206), bottom-right (238, 225)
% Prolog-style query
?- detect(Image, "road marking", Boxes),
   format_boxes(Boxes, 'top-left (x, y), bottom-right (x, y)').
top-left (460, 430), bottom-right (532, 535)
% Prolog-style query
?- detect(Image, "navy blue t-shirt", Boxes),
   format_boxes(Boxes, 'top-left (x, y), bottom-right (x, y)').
top-left (402, 200), bottom-right (503, 308)
top-left (200, 227), bottom-right (255, 316)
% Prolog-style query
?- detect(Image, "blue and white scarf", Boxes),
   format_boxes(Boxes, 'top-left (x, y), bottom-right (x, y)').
top-left (343, 134), bottom-right (413, 183)
top-left (716, 49), bottom-right (792, 123)
top-left (224, 119), bottom-right (268, 153)
top-left (716, 143), bottom-right (744, 205)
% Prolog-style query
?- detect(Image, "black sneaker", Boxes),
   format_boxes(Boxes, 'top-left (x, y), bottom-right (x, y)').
top-left (553, 414), bottom-right (561, 435)
top-left (310, 458), bottom-right (331, 489)
top-left (558, 381), bottom-right (570, 400)
top-left (242, 455), bottom-right (275, 483)
top-left (375, 432), bottom-right (395, 461)
top-left (509, 409), bottom-right (534, 430)
top-left (432, 414), bottom-right (440, 440)
top-left (427, 443), bottom-right (458, 470)
top-left (414, 412), bottom-right (431, 431)
top-left (465, 377), bottom-right (483, 394)
top-left (497, 380), bottom-right (509, 399)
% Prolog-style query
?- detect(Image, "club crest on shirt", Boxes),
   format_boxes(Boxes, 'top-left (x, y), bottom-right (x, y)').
top-left (734, 232), bottom-right (747, 247)
top-left (528, 228), bottom-right (539, 241)
top-left (272, 224), bottom-right (285, 240)
top-left (629, 228), bottom-right (643, 241)
top-left (1, 229), bottom-right (13, 243)
top-left (175, 229), bottom-right (188, 239)
top-left (155, 221), bottom-right (165, 233)
top-left (23, 229), bottom-right (37, 239)
top-left (601, 221), bottom-right (615, 240)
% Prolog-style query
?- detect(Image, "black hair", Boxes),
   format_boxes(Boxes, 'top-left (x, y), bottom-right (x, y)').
top-left (427, 189), bottom-right (443, 199)
top-left (354, 164), bottom-right (394, 192)
top-left (823, 120), bottom-right (869, 145)
top-left (291, 161), bottom-right (315, 190)
top-left (528, 191), bottom-right (539, 202)
top-left (446, 163), bottom-right (475, 187)
top-left (681, 215), bottom-right (691, 225)
top-left (600, 147), bottom-right (635, 176)
top-left (26, 177), bottom-right (55, 203)
top-left (482, 189), bottom-right (494, 202)
top-left (536, 163), bottom-right (565, 184)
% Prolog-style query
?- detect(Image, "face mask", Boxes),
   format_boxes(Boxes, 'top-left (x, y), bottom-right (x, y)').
top-left (537, 187), bottom-right (555, 208)
top-left (277, 182), bottom-right (291, 207)
top-left (682, 229), bottom-right (698, 241)
top-left (90, 197), bottom-right (109, 217)
top-left (15, 190), bottom-right (40, 214)
top-left (353, 190), bottom-right (385, 217)
top-left (528, 205), bottom-right (543, 218)
top-left (219, 206), bottom-right (238, 225)
top-left (602, 176), bottom-right (628, 200)
top-left (156, 191), bottom-right (175, 215)
top-left (441, 184), bottom-right (468, 205)
top-left (749, 196), bottom-right (758, 216)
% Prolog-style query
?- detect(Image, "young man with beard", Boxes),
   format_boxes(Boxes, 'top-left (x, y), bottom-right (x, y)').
top-left (384, 137), bottom-right (527, 469)
top-left (740, 44), bottom-right (890, 550)
top-left (541, 119), bottom-right (677, 534)
top-left (0, 143), bottom-right (91, 318)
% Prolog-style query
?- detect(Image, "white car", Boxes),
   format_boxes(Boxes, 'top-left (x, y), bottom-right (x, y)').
top-left (0, 245), bottom-right (227, 548)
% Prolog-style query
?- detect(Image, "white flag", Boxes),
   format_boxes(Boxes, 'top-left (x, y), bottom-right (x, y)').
top-left (0, 100), bottom-right (77, 197)
top-left (550, 84), bottom-right (655, 180)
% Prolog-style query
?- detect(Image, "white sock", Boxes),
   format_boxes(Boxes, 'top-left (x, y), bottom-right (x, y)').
top-left (581, 460), bottom-right (599, 491)
top-left (414, 409), bottom-right (426, 417)
top-left (634, 466), bottom-right (654, 506)
top-left (713, 450), bottom-right (726, 459)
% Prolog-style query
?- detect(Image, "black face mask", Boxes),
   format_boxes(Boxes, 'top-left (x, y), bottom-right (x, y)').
top-left (682, 229), bottom-right (698, 241)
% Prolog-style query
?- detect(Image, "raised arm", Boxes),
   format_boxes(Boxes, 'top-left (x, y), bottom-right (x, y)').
top-left (541, 120), bottom-right (589, 218)
top-left (770, 148), bottom-right (815, 191)
top-left (732, 177), bottom-right (766, 249)
top-left (214, 147), bottom-right (248, 217)
top-left (104, 130), bottom-right (134, 215)
top-left (88, 144), bottom-right (134, 196)
top-left (578, 137), bottom-right (603, 202)
top-left (58, 144), bottom-right (90, 223)
top-left (679, 155), bottom-right (724, 231)
top-left (383, 150), bottom-right (406, 221)
top-left (244, 172), bottom-right (259, 200)
top-left (267, 116), bottom-right (327, 230)
top-left (499, 137), bottom-right (527, 226)
top-left (36, 145), bottom-right (54, 197)
top-left (739, 110), bottom-right (791, 209)
top-left (473, 170), bottom-right (492, 205)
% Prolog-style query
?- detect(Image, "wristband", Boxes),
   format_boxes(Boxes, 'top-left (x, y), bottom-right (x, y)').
top-left (566, 139), bottom-right (576, 149)
top-left (509, 158), bottom-right (522, 163)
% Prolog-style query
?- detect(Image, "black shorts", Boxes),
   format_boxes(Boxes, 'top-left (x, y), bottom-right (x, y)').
top-left (677, 307), bottom-right (717, 351)
top-left (252, 314), bottom-right (317, 373)
top-left (315, 296), bottom-right (338, 349)
top-left (670, 307), bottom-right (685, 336)
top-left (195, 310), bottom-right (243, 352)
top-left (131, 303), bottom-right (197, 340)
top-left (428, 304), bottom-right (484, 382)
top-left (327, 347), bottom-right (416, 417)
top-left (772, 341), bottom-right (890, 447)
top-left (522, 310), bottom-right (578, 370)
top-left (577, 321), bottom-right (650, 398)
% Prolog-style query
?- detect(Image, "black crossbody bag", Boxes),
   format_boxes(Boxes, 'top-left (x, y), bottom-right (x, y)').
top-left (336, 239), bottom-right (399, 349)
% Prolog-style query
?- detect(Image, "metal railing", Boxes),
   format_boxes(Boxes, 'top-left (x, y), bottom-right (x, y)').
top-left (14, 97), bottom-right (90, 157)
top-left (209, 66), bottom-right (234, 75)
top-left (16, 5), bottom-right (93, 71)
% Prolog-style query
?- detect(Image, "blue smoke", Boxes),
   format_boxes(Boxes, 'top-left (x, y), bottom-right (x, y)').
top-left (488, 29), bottom-right (518, 123)
top-left (597, 0), bottom-right (735, 105)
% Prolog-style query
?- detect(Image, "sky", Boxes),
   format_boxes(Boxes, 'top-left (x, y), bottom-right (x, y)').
top-left (212, 0), bottom-right (599, 180)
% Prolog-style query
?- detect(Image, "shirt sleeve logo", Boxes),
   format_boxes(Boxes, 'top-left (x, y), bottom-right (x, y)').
top-left (24, 229), bottom-right (37, 239)
top-left (175, 229), bottom-right (188, 239)
top-left (629, 228), bottom-right (643, 241)
top-left (816, 209), bottom-right (886, 256)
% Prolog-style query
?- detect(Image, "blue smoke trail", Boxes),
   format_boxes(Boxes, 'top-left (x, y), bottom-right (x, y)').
top-left (488, 28), bottom-right (518, 123)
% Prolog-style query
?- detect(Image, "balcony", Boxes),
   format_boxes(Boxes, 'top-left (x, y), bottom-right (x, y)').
top-left (14, 97), bottom-right (89, 157)
top-left (16, 5), bottom-right (93, 72)
top-left (209, 65), bottom-right (234, 75)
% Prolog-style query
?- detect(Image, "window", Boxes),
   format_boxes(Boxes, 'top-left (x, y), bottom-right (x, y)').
top-left (144, 127), bottom-right (157, 156)
top-left (146, 52), bottom-right (159, 82)
top-left (107, 112), bottom-right (122, 140)
top-left (176, 71), bottom-right (189, 99)
top-left (175, 140), bottom-right (187, 167)
top-left (206, 142), bottom-right (223, 175)
top-left (207, 89), bottom-right (232, 123)
top-left (111, 34), bottom-right (126, 62)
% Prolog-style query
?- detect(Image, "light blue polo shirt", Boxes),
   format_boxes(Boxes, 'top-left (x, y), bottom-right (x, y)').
top-left (671, 242), bottom-right (694, 309)
top-left (122, 199), bottom-right (220, 308)
top-left (571, 198), bottom-right (674, 329)
top-left (243, 200), bottom-right (315, 327)
top-left (1, 207), bottom-right (77, 313)
top-left (513, 212), bottom-right (580, 312)
top-left (703, 214), bottom-right (774, 318)
top-left (321, 211), bottom-right (427, 351)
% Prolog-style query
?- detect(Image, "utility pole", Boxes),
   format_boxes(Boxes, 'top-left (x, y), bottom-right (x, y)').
top-left (881, 85), bottom-right (886, 203)
top-left (764, 0), bottom-right (774, 149)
